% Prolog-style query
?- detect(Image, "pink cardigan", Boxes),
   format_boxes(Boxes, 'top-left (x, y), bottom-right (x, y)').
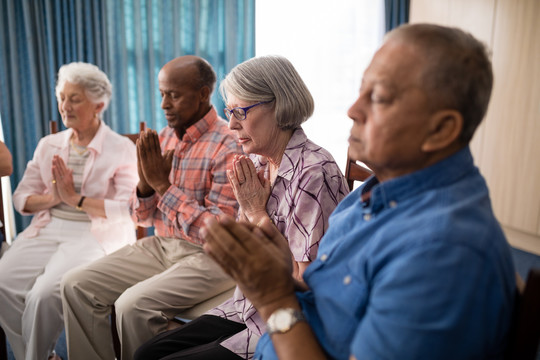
top-left (13, 122), bottom-right (138, 254)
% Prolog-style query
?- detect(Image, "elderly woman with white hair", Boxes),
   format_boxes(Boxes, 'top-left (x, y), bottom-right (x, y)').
top-left (134, 55), bottom-right (349, 360)
top-left (0, 62), bottom-right (138, 360)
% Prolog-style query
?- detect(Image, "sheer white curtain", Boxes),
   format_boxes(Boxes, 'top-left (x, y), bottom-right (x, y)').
top-left (256, 0), bottom-right (385, 170)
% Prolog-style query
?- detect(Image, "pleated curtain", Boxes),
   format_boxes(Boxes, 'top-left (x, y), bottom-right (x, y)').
top-left (0, 0), bottom-right (255, 233)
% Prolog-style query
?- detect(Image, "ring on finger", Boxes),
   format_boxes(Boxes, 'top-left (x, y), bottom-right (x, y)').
top-left (52, 179), bottom-right (57, 184)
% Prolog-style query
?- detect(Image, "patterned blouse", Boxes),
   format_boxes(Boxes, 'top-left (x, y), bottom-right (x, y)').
top-left (207, 127), bottom-right (350, 358)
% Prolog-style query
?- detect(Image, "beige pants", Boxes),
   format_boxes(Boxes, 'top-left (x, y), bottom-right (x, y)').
top-left (61, 236), bottom-right (234, 360)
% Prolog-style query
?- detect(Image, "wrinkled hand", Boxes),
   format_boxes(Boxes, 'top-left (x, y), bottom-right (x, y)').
top-left (202, 216), bottom-right (295, 314)
top-left (227, 155), bottom-right (271, 223)
top-left (51, 155), bottom-right (77, 206)
top-left (137, 129), bottom-right (173, 196)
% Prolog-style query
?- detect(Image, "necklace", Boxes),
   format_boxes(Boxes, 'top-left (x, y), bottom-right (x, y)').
top-left (70, 138), bottom-right (88, 156)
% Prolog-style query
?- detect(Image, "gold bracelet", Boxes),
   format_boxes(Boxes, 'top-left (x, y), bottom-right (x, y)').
top-left (76, 196), bottom-right (86, 211)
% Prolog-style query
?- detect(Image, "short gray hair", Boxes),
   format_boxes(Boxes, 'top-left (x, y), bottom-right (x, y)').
top-left (55, 62), bottom-right (113, 114)
top-left (220, 55), bottom-right (314, 130)
top-left (386, 24), bottom-right (493, 144)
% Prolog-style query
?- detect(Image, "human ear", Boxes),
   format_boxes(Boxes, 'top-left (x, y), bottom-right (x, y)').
top-left (94, 102), bottom-right (105, 114)
top-left (421, 110), bottom-right (463, 152)
top-left (199, 86), bottom-right (211, 103)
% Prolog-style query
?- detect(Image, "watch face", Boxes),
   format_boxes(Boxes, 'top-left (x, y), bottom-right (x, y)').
top-left (275, 311), bottom-right (292, 331)
top-left (268, 308), bottom-right (305, 334)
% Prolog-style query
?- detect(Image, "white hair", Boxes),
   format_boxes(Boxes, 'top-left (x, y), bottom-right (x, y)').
top-left (55, 62), bottom-right (112, 114)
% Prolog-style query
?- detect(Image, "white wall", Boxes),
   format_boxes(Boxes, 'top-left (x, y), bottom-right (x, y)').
top-left (256, 0), bottom-right (385, 171)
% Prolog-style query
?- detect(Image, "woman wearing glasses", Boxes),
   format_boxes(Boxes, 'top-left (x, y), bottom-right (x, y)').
top-left (134, 55), bottom-right (349, 360)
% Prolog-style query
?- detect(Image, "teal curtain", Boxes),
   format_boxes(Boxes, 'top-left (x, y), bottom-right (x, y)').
top-left (106, 0), bottom-right (254, 133)
top-left (385, 0), bottom-right (409, 32)
top-left (0, 0), bottom-right (255, 232)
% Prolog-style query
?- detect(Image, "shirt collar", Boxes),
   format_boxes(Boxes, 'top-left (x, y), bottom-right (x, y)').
top-left (61, 120), bottom-right (109, 155)
top-left (363, 146), bottom-right (476, 213)
top-left (277, 127), bottom-right (308, 182)
top-left (182, 107), bottom-right (219, 143)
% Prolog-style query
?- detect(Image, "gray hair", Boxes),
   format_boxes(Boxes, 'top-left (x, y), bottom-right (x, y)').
top-left (220, 55), bottom-right (314, 130)
top-left (55, 62), bottom-right (113, 114)
top-left (386, 23), bottom-right (493, 144)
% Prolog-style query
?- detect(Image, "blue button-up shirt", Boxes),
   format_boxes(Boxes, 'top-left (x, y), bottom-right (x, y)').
top-left (255, 147), bottom-right (516, 360)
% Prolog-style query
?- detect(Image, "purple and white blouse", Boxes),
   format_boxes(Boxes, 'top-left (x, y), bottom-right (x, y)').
top-left (206, 127), bottom-right (349, 358)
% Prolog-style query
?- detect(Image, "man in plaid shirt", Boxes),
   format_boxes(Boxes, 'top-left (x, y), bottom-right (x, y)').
top-left (61, 55), bottom-right (243, 360)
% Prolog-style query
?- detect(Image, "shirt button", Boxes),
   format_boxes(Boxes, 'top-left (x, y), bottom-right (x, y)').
top-left (343, 275), bottom-right (352, 285)
top-left (320, 254), bottom-right (328, 262)
top-left (363, 213), bottom-right (372, 221)
top-left (389, 200), bottom-right (397, 208)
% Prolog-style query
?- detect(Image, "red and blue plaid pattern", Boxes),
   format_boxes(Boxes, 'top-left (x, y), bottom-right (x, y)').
top-left (132, 108), bottom-right (242, 246)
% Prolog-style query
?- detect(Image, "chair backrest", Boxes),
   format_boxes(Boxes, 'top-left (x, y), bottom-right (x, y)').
top-left (49, 120), bottom-right (148, 239)
top-left (344, 149), bottom-right (373, 191)
top-left (49, 119), bottom-right (58, 134)
top-left (505, 268), bottom-right (540, 360)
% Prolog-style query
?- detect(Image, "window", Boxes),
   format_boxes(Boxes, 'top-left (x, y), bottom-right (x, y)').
top-left (256, 0), bottom-right (384, 170)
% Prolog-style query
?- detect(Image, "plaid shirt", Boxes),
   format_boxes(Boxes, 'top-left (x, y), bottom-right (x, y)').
top-left (130, 107), bottom-right (242, 245)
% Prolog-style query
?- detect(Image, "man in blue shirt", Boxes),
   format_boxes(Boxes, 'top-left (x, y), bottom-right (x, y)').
top-left (201, 23), bottom-right (516, 360)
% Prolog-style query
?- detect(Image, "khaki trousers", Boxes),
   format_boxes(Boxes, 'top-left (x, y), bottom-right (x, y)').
top-left (61, 236), bottom-right (234, 360)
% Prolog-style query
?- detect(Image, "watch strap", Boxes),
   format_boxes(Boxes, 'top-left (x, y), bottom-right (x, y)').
top-left (76, 196), bottom-right (86, 211)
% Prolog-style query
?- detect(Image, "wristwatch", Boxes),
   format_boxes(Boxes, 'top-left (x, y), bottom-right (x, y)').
top-left (266, 308), bottom-right (306, 335)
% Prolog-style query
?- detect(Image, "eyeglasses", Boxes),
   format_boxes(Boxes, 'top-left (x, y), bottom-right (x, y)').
top-left (223, 100), bottom-right (273, 121)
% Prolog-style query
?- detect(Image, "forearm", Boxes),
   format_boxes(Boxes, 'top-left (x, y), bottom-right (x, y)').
top-left (272, 322), bottom-right (327, 360)
top-left (0, 141), bottom-right (12, 176)
top-left (59, 193), bottom-right (107, 218)
top-left (74, 196), bottom-right (106, 218)
top-left (0, 163), bottom-right (13, 177)
top-left (23, 194), bottom-right (60, 213)
top-left (0, 157), bottom-right (12, 177)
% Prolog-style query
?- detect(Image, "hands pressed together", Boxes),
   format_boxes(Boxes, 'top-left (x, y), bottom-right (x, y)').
top-left (51, 155), bottom-right (77, 207)
top-left (201, 216), bottom-right (298, 319)
top-left (227, 155), bottom-right (271, 225)
top-left (136, 129), bottom-right (174, 197)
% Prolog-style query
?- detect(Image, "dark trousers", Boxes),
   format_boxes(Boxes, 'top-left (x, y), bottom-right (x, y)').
top-left (134, 315), bottom-right (247, 360)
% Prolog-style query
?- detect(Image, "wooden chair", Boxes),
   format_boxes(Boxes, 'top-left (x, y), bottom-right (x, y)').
top-left (505, 268), bottom-right (540, 360)
top-left (344, 149), bottom-right (373, 191)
